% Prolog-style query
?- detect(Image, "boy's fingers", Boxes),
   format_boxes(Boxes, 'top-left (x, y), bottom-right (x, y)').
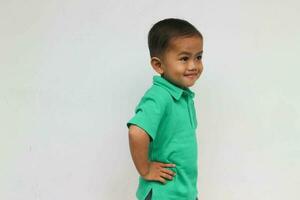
top-left (158, 177), bottom-right (166, 184)
top-left (160, 172), bottom-right (173, 180)
top-left (161, 168), bottom-right (176, 176)
top-left (161, 162), bottom-right (176, 167)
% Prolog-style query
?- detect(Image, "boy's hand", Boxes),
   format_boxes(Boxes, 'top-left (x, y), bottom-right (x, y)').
top-left (142, 161), bottom-right (176, 184)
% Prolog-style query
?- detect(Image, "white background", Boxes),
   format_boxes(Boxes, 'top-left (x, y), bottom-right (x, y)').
top-left (1, 0), bottom-right (299, 199)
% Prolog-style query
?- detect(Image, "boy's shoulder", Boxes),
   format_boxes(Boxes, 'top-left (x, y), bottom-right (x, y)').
top-left (143, 84), bottom-right (172, 101)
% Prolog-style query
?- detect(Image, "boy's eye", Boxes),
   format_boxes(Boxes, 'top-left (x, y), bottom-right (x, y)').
top-left (180, 55), bottom-right (202, 62)
top-left (180, 57), bottom-right (188, 61)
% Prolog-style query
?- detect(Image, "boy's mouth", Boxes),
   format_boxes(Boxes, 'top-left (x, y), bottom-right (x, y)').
top-left (184, 73), bottom-right (198, 78)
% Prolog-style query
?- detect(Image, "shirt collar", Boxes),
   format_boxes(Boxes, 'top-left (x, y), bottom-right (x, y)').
top-left (153, 75), bottom-right (195, 100)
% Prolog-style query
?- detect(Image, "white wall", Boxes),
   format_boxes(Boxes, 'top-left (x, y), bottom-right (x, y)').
top-left (1, 0), bottom-right (299, 199)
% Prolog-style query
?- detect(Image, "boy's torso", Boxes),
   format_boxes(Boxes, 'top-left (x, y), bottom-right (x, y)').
top-left (129, 75), bottom-right (199, 200)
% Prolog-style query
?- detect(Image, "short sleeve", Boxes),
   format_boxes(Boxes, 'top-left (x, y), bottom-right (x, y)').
top-left (127, 92), bottom-right (167, 142)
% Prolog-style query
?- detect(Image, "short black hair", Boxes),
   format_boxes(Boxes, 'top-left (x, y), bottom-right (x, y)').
top-left (148, 18), bottom-right (203, 59)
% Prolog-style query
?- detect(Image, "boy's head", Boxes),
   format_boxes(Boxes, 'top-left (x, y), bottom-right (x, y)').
top-left (148, 18), bottom-right (203, 89)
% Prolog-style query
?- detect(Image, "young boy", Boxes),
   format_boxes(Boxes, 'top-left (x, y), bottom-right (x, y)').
top-left (127, 18), bottom-right (203, 200)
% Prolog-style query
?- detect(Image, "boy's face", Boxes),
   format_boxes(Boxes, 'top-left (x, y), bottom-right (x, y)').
top-left (151, 35), bottom-right (203, 89)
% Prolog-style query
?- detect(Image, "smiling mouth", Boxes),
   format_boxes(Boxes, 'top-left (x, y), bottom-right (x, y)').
top-left (184, 73), bottom-right (198, 78)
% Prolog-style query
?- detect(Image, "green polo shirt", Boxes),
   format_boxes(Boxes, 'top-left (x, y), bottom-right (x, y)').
top-left (127, 75), bottom-right (198, 200)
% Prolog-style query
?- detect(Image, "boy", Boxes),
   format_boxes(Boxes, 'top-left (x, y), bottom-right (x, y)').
top-left (127, 18), bottom-right (203, 200)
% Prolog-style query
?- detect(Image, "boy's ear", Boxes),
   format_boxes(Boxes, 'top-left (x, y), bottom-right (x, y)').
top-left (150, 57), bottom-right (164, 75)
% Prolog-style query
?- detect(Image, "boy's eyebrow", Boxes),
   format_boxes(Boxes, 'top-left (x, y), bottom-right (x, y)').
top-left (177, 50), bottom-right (203, 56)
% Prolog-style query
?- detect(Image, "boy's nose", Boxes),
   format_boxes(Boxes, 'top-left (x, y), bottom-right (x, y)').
top-left (187, 63), bottom-right (197, 70)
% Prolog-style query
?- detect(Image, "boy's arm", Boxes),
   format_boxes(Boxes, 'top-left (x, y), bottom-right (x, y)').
top-left (128, 124), bottom-right (151, 177)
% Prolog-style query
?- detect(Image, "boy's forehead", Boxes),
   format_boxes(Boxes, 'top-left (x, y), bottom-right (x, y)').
top-left (167, 36), bottom-right (203, 54)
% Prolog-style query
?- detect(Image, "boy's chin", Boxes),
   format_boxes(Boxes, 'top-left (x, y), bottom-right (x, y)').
top-left (183, 81), bottom-right (196, 88)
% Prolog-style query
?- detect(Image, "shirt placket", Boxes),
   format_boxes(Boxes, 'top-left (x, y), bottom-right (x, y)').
top-left (183, 92), bottom-right (195, 128)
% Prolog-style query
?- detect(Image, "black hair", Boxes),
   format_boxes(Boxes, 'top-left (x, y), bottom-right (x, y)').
top-left (148, 18), bottom-right (203, 59)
